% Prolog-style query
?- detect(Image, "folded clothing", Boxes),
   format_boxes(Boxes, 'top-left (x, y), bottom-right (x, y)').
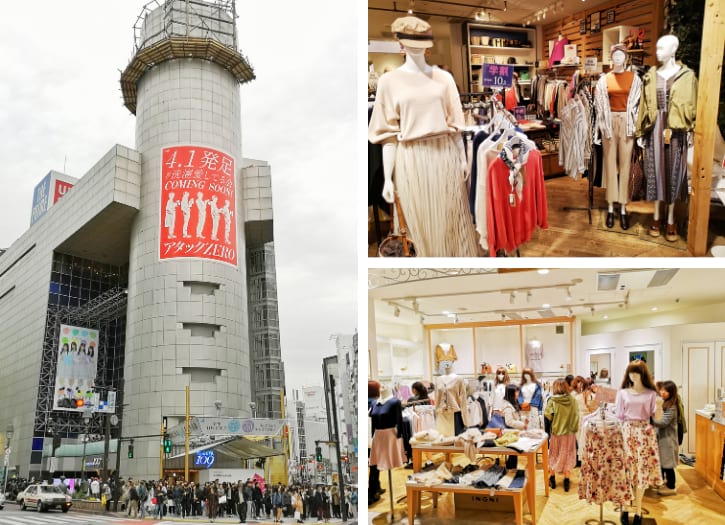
top-left (473, 465), bottom-right (507, 488)
top-left (520, 429), bottom-right (547, 439)
top-left (409, 429), bottom-right (442, 445)
top-left (494, 430), bottom-right (520, 447)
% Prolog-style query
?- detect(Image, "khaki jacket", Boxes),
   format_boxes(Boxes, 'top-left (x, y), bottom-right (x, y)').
top-left (636, 63), bottom-right (697, 137)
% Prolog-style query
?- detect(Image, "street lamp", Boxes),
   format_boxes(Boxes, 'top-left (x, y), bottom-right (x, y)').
top-left (81, 410), bottom-right (92, 483)
top-left (2, 423), bottom-right (14, 498)
top-left (248, 401), bottom-right (257, 419)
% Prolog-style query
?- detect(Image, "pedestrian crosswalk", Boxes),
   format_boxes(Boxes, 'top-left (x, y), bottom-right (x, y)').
top-left (0, 510), bottom-right (148, 525)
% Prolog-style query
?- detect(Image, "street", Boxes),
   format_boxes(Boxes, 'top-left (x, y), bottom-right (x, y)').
top-left (0, 505), bottom-right (357, 525)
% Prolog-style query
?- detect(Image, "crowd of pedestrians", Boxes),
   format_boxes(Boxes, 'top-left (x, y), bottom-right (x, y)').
top-left (119, 478), bottom-right (357, 523)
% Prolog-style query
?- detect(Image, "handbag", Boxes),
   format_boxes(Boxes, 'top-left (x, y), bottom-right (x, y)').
top-left (219, 495), bottom-right (227, 504)
top-left (628, 145), bottom-right (646, 201)
top-left (378, 192), bottom-right (416, 257)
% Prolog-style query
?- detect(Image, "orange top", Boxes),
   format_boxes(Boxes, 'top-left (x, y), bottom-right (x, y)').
top-left (606, 71), bottom-right (635, 112)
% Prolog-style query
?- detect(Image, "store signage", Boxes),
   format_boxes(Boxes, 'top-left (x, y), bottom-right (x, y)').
top-left (168, 417), bottom-right (286, 443)
top-left (85, 456), bottom-right (103, 468)
top-left (30, 171), bottom-right (77, 226)
top-left (193, 417), bottom-right (285, 437)
top-left (159, 145), bottom-right (238, 267)
top-left (482, 64), bottom-right (513, 88)
top-left (584, 57), bottom-right (598, 74)
top-left (195, 450), bottom-right (215, 468)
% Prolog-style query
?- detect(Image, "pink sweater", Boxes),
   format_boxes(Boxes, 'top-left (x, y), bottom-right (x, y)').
top-left (615, 388), bottom-right (656, 421)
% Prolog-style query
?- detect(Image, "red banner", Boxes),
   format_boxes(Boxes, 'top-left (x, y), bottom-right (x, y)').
top-left (159, 145), bottom-right (237, 267)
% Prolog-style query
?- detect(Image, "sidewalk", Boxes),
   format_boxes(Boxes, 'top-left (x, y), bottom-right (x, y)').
top-left (86, 508), bottom-right (357, 525)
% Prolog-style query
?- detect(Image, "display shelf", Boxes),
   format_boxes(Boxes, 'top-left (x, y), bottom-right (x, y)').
top-left (465, 23), bottom-right (537, 94)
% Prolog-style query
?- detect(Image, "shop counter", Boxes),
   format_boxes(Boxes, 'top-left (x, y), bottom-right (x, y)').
top-left (410, 439), bottom-right (548, 524)
top-left (694, 411), bottom-right (725, 500)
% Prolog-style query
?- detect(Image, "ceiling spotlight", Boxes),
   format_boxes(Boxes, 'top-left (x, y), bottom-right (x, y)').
top-left (509, 291), bottom-right (516, 304)
top-left (393, 306), bottom-right (401, 317)
top-left (504, 1), bottom-right (508, 11)
top-left (566, 287), bottom-right (572, 301)
top-left (526, 290), bottom-right (532, 302)
top-left (543, 8), bottom-right (547, 19)
top-left (603, 315), bottom-right (609, 319)
top-left (537, 269), bottom-right (549, 275)
top-left (501, 313), bottom-right (506, 321)
top-left (651, 306), bottom-right (658, 312)
top-left (590, 306), bottom-right (595, 316)
top-left (412, 299), bottom-right (419, 312)
top-left (568, 307), bottom-right (573, 316)
top-left (542, 303), bottom-right (551, 309)
top-left (420, 315), bottom-right (425, 324)
top-left (453, 314), bottom-right (459, 324)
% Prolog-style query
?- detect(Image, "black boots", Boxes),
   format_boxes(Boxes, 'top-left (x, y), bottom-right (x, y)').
top-left (606, 211), bottom-right (615, 228)
top-left (620, 213), bottom-right (629, 230)
top-left (632, 515), bottom-right (642, 525)
top-left (549, 475), bottom-right (556, 489)
top-left (620, 511), bottom-right (629, 525)
top-left (564, 478), bottom-right (570, 492)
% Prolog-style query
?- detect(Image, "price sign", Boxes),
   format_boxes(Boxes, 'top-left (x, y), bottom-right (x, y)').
top-left (482, 64), bottom-right (513, 88)
top-left (513, 106), bottom-right (526, 121)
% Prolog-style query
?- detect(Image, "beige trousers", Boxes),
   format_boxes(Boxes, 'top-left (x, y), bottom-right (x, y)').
top-left (602, 111), bottom-right (634, 205)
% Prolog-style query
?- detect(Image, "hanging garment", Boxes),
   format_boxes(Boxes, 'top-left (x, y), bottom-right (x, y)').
top-left (578, 421), bottom-right (632, 505)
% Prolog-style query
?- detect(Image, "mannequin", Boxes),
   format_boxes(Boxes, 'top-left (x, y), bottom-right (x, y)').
top-left (518, 367), bottom-right (544, 430)
top-left (525, 338), bottom-right (544, 374)
top-left (615, 360), bottom-right (662, 525)
top-left (636, 35), bottom-right (698, 241)
top-left (368, 16), bottom-right (478, 257)
top-left (370, 383), bottom-right (406, 470)
top-left (435, 363), bottom-right (466, 436)
top-left (595, 43), bottom-right (642, 230)
top-left (493, 366), bottom-right (510, 409)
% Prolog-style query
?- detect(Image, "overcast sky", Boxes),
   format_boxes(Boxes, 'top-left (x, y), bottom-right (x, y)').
top-left (0, 1), bottom-right (357, 394)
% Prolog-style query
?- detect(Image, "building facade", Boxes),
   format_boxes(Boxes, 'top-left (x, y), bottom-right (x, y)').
top-left (0, 0), bottom-right (283, 483)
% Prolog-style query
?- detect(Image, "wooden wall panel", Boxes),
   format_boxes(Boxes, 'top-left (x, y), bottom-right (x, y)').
top-left (541, 0), bottom-right (664, 68)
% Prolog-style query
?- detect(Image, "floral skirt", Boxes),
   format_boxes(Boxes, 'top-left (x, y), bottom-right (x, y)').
top-left (621, 420), bottom-right (663, 489)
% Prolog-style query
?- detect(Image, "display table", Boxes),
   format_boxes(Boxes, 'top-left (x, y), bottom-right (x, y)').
top-left (409, 439), bottom-right (548, 524)
top-left (406, 479), bottom-right (528, 525)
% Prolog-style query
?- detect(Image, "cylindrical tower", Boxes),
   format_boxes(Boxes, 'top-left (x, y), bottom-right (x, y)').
top-left (120, 0), bottom-right (254, 479)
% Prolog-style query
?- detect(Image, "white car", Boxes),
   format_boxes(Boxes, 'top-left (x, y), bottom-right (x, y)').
top-left (0, 491), bottom-right (5, 509)
top-left (17, 484), bottom-right (72, 512)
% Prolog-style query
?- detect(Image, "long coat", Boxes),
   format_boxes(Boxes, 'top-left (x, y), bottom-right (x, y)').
top-left (652, 406), bottom-right (678, 469)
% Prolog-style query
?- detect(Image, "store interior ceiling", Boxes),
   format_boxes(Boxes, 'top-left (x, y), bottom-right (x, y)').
top-left (369, 0), bottom-right (613, 38)
top-left (369, 268), bottom-right (725, 326)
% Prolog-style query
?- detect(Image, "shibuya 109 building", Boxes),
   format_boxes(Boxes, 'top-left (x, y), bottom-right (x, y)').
top-left (0, 0), bottom-right (286, 483)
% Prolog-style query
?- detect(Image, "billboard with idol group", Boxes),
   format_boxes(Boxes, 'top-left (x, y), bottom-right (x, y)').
top-left (53, 325), bottom-right (99, 411)
top-left (159, 145), bottom-right (238, 267)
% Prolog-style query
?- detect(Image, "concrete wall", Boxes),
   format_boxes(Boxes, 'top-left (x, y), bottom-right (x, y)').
top-left (0, 145), bottom-right (140, 478)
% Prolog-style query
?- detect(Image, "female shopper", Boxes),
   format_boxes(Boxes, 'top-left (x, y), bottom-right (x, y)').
top-left (652, 380), bottom-right (680, 496)
top-left (544, 378), bottom-right (579, 492)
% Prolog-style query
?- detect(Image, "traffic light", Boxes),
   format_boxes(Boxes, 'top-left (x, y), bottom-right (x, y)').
top-left (342, 455), bottom-right (349, 463)
top-left (315, 446), bottom-right (322, 462)
top-left (128, 442), bottom-right (134, 459)
top-left (163, 434), bottom-right (172, 454)
top-left (75, 399), bottom-right (84, 408)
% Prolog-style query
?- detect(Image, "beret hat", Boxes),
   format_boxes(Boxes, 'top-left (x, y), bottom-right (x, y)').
top-left (391, 16), bottom-right (434, 49)
top-left (610, 42), bottom-right (628, 56)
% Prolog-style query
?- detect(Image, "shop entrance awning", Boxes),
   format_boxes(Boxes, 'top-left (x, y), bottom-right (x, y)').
top-left (168, 437), bottom-right (283, 461)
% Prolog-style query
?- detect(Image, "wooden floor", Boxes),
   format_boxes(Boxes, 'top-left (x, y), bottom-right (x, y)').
top-left (367, 455), bottom-right (725, 525)
top-left (368, 176), bottom-right (725, 257)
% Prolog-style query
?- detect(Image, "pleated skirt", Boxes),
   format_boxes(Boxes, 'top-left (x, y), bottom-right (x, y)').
top-left (396, 134), bottom-right (478, 257)
top-left (369, 427), bottom-right (406, 471)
